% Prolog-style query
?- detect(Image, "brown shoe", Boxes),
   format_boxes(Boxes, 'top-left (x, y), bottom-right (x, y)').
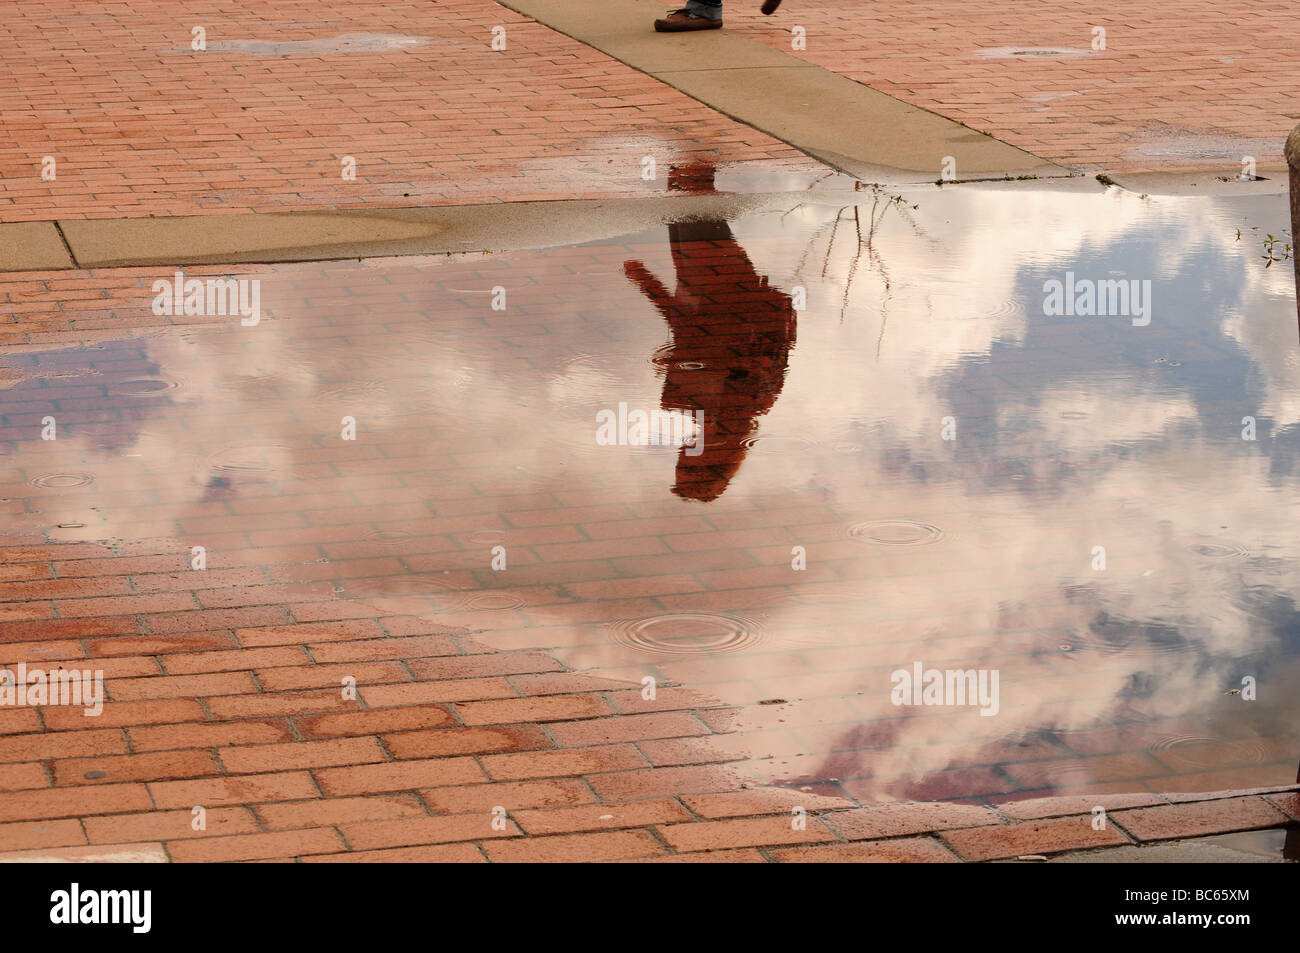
top-left (654, 9), bottom-right (723, 32)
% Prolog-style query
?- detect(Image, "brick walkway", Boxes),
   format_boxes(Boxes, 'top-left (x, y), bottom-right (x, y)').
top-left (2, 1), bottom-right (1298, 863)
top-left (0, 0), bottom-right (824, 223)
top-left (726, 0), bottom-right (1300, 173)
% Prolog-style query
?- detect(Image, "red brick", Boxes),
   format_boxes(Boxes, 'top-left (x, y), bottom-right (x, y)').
top-left (1112, 795), bottom-right (1291, 842)
top-left (0, 761), bottom-right (48, 792)
top-left (361, 678), bottom-right (514, 707)
top-left (485, 830), bottom-right (665, 862)
top-left (237, 621), bottom-right (385, 646)
top-left (308, 634), bottom-right (460, 662)
top-left (0, 818), bottom-right (87, 851)
top-left (167, 828), bottom-right (345, 862)
top-left (54, 749), bottom-right (222, 786)
top-left (383, 724), bottom-right (549, 760)
top-left (827, 802), bottom-right (1001, 839)
top-left (0, 728), bottom-right (126, 763)
top-left (0, 783), bottom-right (151, 822)
top-left (257, 794), bottom-right (428, 831)
top-left (206, 689), bottom-right (361, 719)
top-left (163, 645), bottom-right (308, 674)
top-left (659, 816), bottom-right (838, 852)
top-left (303, 843), bottom-right (485, 863)
top-left (480, 744), bottom-right (648, 781)
top-left (422, 779), bottom-right (591, 814)
top-left (454, 693), bottom-right (613, 725)
top-left (340, 813), bottom-right (518, 850)
top-left (315, 757), bottom-right (486, 796)
top-left (994, 792), bottom-right (1166, 820)
top-left (772, 838), bottom-right (959, 863)
top-left (514, 798), bottom-right (691, 835)
top-left (407, 651), bottom-right (561, 680)
top-left (220, 737), bottom-right (386, 773)
top-left (589, 764), bottom-right (751, 800)
top-left (942, 815), bottom-right (1128, 861)
top-left (549, 711), bottom-right (711, 747)
top-left (149, 772), bottom-right (320, 809)
top-left (84, 807), bottom-right (259, 843)
top-left (128, 719), bottom-right (293, 752)
top-left (257, 660), bottom-right (410, 692)
top-left (42, 698), bottom-right (206, 730)
top-left (108, 671), bottom-right (257, 701)
top-left (296, 706), bottom-right (457, 739)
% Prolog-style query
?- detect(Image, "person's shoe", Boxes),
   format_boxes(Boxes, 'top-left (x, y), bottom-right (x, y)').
top-left (654, 9), bottom-right (723, 32)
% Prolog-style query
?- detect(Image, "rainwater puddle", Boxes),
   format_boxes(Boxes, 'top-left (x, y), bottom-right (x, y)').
top-left (188, 33), bottom-right (433, 56)
top-left (4, 177), bottom-right (1298, 802)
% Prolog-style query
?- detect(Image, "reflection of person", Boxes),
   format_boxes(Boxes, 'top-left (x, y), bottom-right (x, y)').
top-left (623, 163), bottom-right (796, 501)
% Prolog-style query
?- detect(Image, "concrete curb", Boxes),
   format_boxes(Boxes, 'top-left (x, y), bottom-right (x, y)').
top-left (497, 0), bottom-right (1063, 182)
top-left (0, 191), bottom-right (804, 273)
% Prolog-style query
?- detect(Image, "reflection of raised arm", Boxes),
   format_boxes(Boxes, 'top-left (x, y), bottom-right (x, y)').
top-left (622, 260), bottom-right (684, 323)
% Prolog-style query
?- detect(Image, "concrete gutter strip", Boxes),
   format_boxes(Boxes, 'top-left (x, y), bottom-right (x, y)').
top-left (19, 192), bottom-right (797, 272)
top-left (0, 222), bottom-right (76, 271)
top-left (498, 0), bottom-right (1062, 179)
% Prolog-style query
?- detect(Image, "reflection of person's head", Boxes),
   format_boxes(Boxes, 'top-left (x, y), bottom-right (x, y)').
top-left (623, 163), bottom-right (796, 502)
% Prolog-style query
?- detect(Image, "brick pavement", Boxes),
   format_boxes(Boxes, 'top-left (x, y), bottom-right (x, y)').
top-left (0, 0), bottom-right (826, 223)
top-left (725, 0), bottom-right (1300, 173)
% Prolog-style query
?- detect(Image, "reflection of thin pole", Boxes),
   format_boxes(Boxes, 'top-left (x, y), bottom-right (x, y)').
top-left (822, 208), bottom-right (847, 278)
top-left (839, 204), bottom-right (864, 324)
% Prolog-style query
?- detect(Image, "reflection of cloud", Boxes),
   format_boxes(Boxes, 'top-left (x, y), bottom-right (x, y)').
top-left (8, 186), bottom-right (1296, 799)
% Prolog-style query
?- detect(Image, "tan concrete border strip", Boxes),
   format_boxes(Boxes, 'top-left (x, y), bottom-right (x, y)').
top-left (1, 222), bottom-right (76, 271)
top-left (497, 0), bottom-right (1064, 182)
top-left (4, 190), bottom-right (833, 272)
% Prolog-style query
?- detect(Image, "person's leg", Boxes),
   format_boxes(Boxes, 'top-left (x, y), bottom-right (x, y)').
top-left (654, 1), bottom-right (723, 32)
top-left (686, 0), bottom-right (723, 20)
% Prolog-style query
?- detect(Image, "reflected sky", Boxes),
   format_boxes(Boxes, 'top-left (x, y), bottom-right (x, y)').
top-left (1, 179), bottom-right (1297, 803)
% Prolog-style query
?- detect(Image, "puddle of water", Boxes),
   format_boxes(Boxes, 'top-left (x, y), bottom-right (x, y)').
top-left (977, 47), bottom-right (1094, 60)
top-left (3, 175), bottom-right (1298, 802)
top-left (186, 33), bottom-right (433, 56)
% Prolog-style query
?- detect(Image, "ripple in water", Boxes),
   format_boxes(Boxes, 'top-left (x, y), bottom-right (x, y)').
top-left (205, 444), bottom-right (293, 473)
top-left (454, 590), bottom-right (525, 611)
top-left (1052, 627), bottom-right (1186, 660)
top-left (847, 519), bottom-right (944, 546)
top-left (1150, 736), bottom-right (1269, 767)
top-left (604, 612), bottom-right (762, 657)
top-left (739, 434), bottom-right (817, 453)
top-left (108, 376), bottom-right (181, 397)
top-left (1193, 543), bottom-right (1250, 558)
top-left (30, 473), bottom-right (95, 488)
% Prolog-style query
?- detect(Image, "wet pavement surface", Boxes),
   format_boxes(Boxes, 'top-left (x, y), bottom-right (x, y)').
top-left (4, 176), bottom-right (1298, 817)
